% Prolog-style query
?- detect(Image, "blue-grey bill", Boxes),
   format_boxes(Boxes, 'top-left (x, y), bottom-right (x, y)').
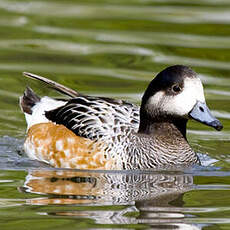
top-left (189, 101), bottom-right (223, 131)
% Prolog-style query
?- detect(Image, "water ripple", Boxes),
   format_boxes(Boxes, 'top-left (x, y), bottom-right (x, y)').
top-left (0, 39), bottom-right (155, 56)
top-left (154, 54), bottom-right (230, 70)
top-left (189, 130), bottom-right (230, 141)
top-left (35, 26), bottom-right (230, 49)
top-left (0, 1), bottom-right (230, 24)
top-left (0, 63), bottom-right (152, 81)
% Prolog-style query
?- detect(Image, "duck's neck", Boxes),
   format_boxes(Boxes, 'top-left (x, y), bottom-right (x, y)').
top-left (138, 114), bottom-right (188, 140)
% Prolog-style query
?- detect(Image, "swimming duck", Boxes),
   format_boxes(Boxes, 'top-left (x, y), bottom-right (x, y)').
top-left (20, 65), bottom-right (223, 170)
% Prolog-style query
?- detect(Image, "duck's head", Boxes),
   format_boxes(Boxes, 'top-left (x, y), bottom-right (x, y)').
top-left (139, 65), bottom-right (223, 133)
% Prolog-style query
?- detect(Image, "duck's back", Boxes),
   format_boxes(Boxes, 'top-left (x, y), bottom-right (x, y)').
top-left (45, 96), bottom-right (140, 141)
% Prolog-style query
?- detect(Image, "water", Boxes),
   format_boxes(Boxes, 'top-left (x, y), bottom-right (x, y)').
top-left (0, 0), bottom-right (230, 229)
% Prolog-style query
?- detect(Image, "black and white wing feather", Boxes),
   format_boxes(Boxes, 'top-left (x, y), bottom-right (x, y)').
top-left (45, 96), bottom-right (140, 141)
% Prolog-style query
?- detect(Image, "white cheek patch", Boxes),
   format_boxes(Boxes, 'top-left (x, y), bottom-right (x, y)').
top-left (147, 78), bottom-right (205, 117)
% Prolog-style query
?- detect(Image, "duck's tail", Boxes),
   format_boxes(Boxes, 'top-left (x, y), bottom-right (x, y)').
top-left (19, 87), bottom-right (41, 115)
top-left (22, 72), bottom-right (80, 98)
top-left (20, 72), bottom-right (73, 129)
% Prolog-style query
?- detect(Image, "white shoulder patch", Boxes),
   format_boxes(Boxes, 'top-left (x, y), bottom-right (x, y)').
top-left (24, 97), bottom-right (67, 130)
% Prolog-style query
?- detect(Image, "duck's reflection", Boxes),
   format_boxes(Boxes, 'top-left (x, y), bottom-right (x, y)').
top-left (20, 169), bottom-right (200, 229)
top-left (21, 169), bottom-right (193, 204)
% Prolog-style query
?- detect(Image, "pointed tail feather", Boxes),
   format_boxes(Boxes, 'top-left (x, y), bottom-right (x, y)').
top-left (19, 87), bottom-right (41, 114)
top-left (23, 72), bottom-right (80, 98)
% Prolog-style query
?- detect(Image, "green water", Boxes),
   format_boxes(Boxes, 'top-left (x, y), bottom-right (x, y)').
top-left (0, 0), bottom-right (230, 229)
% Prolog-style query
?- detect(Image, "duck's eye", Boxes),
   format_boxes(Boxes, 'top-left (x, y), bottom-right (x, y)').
top-left (172, 84), bottom-right (182, 93)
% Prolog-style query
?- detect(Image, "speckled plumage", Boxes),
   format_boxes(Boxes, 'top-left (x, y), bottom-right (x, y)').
top-left (43, 95), bottom-right (199, 169)
top-left (20, 65), bottom-right (222, 170)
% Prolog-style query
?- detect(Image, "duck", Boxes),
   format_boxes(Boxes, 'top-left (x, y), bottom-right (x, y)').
top-left (20, 65), bottom-right (223, 170)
